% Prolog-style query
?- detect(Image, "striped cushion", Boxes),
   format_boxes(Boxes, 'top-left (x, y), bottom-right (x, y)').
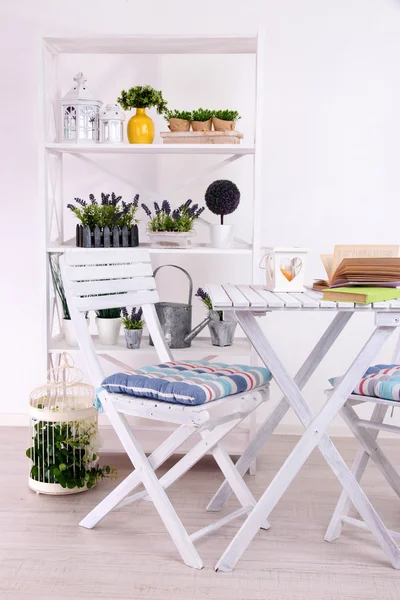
top-left (330, 364), bottom-right (400, 402)
top-left (100, 360), bottom-right (271, 406)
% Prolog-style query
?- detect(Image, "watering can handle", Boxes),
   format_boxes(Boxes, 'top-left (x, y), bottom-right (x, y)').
top-left (152, 264), bottom-right (193, 305)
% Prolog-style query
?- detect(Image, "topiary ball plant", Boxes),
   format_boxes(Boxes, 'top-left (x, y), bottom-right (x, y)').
top-left (205, 180), bottom-right (240, 225)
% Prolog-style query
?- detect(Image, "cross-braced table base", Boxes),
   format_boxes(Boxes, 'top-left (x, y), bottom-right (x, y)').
top-left (210, 310), bottom-right (400, 572)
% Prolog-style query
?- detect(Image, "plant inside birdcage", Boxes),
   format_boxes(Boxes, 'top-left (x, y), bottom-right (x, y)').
top-left (195, 287), bottom-right (237, 347)
top-left (26, 410), bottom-right (116, 490)
top-left (67, 193), bottom-right (140, 248)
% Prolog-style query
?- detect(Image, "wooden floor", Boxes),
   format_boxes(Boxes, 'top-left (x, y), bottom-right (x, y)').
top-left (1, 428), bottom-right (400, 600)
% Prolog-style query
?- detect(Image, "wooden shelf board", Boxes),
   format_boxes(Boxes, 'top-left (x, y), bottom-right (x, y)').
top-left (44, 34), bottom-right (258, 55)
top-left (44, 142), bottom-right (254, 155)
top-left (49, 335), bottom-right (251, 356)
top-left (46, 241), bottom-right (252, 255)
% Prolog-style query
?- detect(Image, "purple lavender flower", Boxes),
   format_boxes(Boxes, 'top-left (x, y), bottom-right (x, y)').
top-left (172, 209), bottom-right (180, 220)
top-left (195, 206), bottom-right (205, 218)
top-left (132, 194), bottom-right (140, 208)
top-left (161, 200), bottom-right (171, 215)
top-left (154, 202), bottom-right (161, 215)
top-left (141, 203), bottom-right (152, 217)
top-left (89, 193), bottom-right (97, 205)
top-left (67, 203), bottom-right (77, 212)
top-left (74, 197), bottom-right (87, 207)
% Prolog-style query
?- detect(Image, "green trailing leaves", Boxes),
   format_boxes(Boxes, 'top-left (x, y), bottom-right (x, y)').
top-left (192, 108), bottom-right (214, 122)
top-left (213, 109), bottom-right (241, 122)
top-left (164, 109), bottom-right (192, 122)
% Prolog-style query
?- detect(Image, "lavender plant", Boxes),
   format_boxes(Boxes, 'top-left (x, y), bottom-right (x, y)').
top-left (205, 180), bottom-right (240, 225)
top-left (141, 199), bottom-right (205, 233)
top-left (67, 193), bottom-right (139, 229)
top-left (121, 307), bottom-right (145, 330)
top-left (195, 288), bottom-right (223, 321)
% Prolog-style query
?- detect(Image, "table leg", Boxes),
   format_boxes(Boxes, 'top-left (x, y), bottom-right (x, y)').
top-left (207, 312), bottom-right (353, 512)
top-left (215, 315), bottom-right (400, 572)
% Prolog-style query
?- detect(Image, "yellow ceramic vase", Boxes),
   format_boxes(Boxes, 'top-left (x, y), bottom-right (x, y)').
top-left (127, 108), bottom-right (154, 144)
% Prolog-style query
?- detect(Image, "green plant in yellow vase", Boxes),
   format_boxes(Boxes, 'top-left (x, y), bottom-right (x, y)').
top-left (117, 85), bottom-right (168, 144)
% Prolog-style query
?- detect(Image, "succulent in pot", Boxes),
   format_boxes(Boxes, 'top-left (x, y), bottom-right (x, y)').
top-left (121, 307), bottom-right (145, 349)
top-left (49, 254), bottom-right (89, 347)
top-left (195, 288), bottom-right (237, 347)
top-left (117, 85), bottom-right (168, 144)
top-left (95, 308), bottom-right (122, 346)
top-left (191, 108), bottom-right (214, 131)
top-left (165, 109), bottom-right (192, 132)
top-left (212, 110), bottom-right (241, 131)
top-left (141, 199), bottom-right (205, 248)
top-left (205, 179), bottom-right (240, 249)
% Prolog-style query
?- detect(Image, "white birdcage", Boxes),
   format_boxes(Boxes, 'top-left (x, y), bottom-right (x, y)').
top-left (27, 355), bottom-right (98, 495)
top-left (61, 72), bottom-right (102, 143)
top-left (100, 103), bottom-right (125, 143)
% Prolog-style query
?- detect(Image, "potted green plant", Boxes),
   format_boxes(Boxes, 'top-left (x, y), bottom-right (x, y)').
top-left (212, 110), bottom-right (241, 131)
top-left (95, 308), bottom-right (122, 345)
top-left (205, 179), bottom-right (241, 249)
top-left (67, 193), bottom-right (140, 248)
top-left (141, 199), bottom-right (205, 248)
top-left (121, 307), bottom-right (145, 349)
top-left (195, 288), bottom-right (237, 347)
top-left (49, 254), bottom-right (89, 347)
top-left (165, 109), bottom-right (192, 132)
top-left (117, 85), bottom-right (168, 144)
top-left (191, 108), bottom-right (214, 132)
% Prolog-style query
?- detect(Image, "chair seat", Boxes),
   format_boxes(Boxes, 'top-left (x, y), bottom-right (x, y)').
top-left (100, 360), bottom-right (271, 406)
top-left (329, 364), bottom-right (400, 404)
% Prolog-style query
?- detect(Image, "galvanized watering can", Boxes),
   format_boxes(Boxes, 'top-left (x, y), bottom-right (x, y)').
top-left (149, 265), bottom-right (211, 349)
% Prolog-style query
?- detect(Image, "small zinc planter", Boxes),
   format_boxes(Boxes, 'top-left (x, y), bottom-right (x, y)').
top-left (148, 231), bottom-right (196, 249)
top-left (210, 224), bottom-right (234, 249)
top-left (124, 328), bottom-right (143, 349)
top-left (212, 117), bottom-right (235, 131)
top-left (63, 317), bottom-right (89, 347)
top-left (95, 317), bottom-right (121, 345)
top-left (208, 320), bottom-right (237, 347)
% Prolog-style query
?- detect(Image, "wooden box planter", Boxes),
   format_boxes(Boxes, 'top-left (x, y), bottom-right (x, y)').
top-left (76, 224), bottom-right (139, 248)
top-left (160, 131), bottom-right (243, 145)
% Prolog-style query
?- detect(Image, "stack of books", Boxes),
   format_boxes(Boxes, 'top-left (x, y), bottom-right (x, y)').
top-left (312, 245), bottom-right (400, 304)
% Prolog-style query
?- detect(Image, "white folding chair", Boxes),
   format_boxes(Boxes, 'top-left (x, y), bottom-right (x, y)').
top-left (325, 335), bottom-right (400, 553)
top-left (60, 248), bottom-right (270, 569)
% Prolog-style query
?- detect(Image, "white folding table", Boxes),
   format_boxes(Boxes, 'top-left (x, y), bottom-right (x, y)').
top-left (205, 284), bottom-right (400, 572)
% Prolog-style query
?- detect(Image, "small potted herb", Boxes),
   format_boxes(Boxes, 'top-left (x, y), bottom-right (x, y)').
top-left (95, 308), bottom-right (122, 346)
top-left (121, 307), bottom-right (145, 349)
top-left (165, 109), bottom-right (192, 132)
top-left (212, 110), bottom-right (241, 131)
top-left (205, 179), bottom-right (240, 249)
top-left (191, 108), bottom-right (214, 131)
top-left (117, 85), bottom-right (168, 144)
top-left (49, 254), bottom-right (89, 347)
top-left (141, 199), bottom-right (205, 248)
top-left (195, 288), bottom-right (237, 347)
top-left (68, 193), bottom-right (139, 248)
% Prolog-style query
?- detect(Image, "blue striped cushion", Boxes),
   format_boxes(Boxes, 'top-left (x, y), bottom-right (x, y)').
top-left (100, 360), bottom-right (271, 406)
top-left (329, 364), bottom-right (400, 402)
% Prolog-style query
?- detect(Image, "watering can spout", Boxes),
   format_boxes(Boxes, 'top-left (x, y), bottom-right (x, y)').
top-left (184, 315), bottom-right (212, 345)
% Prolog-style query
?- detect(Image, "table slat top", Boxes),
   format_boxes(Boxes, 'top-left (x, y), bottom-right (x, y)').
top-left (205, 285), bottom-right (400, 311)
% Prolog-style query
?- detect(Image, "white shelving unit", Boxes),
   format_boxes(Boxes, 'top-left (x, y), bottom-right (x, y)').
top-left (42, 33), bottom-right (266, 458)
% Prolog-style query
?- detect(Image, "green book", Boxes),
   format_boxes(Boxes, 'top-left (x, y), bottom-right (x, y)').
top-left (322, 287), bottom-right (400, 304)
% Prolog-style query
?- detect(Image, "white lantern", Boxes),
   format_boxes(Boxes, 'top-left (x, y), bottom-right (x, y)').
top-left (61, 73), bottom-right (102, 143)
top-left (100, 103), bottom-right (125, 143)
top-left (260, 247), bottom-right (309, 292)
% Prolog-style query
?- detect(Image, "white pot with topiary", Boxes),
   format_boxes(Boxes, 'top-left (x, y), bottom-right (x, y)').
top-left (95, 309), bottom-right (121, 345)
top-left (205, 179), bottom-right (241, 249)
top-left (122, 307), bottom-right (145, 349)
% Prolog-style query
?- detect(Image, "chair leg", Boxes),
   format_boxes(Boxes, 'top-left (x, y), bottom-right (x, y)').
top-left (325, 403), bottom-right (389, 542)
top-left (80, 424), bottom-right (197, 529)
top-left (105, 405), bottom-right (203, 569)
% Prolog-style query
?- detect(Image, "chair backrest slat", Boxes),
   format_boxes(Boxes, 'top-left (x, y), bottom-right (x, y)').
top-left (59, 248), bottom-right (173, 386)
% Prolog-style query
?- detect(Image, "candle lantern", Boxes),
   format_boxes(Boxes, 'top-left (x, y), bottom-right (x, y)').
top-left (61, 73), bottom-right (102, 143)
top-left (100, 103), bottom-right (125, 143)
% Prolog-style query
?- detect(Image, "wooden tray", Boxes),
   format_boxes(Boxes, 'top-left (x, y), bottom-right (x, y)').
top-left (160, 131), bottom-right (244, 145)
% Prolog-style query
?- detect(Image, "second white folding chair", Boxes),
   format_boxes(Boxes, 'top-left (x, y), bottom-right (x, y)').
top-left (60, 248), bottom-right (270, 569)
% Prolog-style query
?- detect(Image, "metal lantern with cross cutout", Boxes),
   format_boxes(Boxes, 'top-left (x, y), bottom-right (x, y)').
top-left (100, 103), bottom-right (125, 143)
top-left (260, 246), bottom-right (309, 292)
top-left (61, 72), bottom-right (102, 143)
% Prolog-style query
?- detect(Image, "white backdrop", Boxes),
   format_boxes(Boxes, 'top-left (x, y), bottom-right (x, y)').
top-left (1, 0), bottom-right (400, 434)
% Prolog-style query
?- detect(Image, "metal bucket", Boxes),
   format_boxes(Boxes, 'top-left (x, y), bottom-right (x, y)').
top-left (149, 265), bottom-right (193, 349)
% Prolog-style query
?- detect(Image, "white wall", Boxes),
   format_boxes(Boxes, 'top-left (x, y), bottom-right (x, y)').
top-left (1, 0), bottom-right (400, 434)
